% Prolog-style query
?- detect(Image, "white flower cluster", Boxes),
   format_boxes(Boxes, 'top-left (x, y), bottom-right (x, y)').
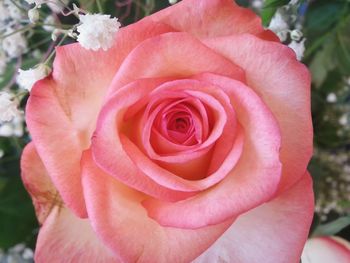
top-left (17, 63), bottom-right (51, 91)
top-left (77, 14), bottom-right (121, 51)
top-left (0, 0), bottom-right (28, 75)
top-left (0, 243), bottom-right (34, 263)
top-left (268, 6), bottom-right (306, 61)
top-left (0, 92), bottom-right (21, 123)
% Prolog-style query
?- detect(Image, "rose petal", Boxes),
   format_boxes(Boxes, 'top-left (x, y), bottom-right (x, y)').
top-left (301, 237), bottom-right (350, 263)
top-left (81, 150), bottom-right (235, 263)
top-left (35, 207), bottom-right (118, 263)
top-left (94, 78), bottom-right (243, 194)
top-left (109, 32), bottom-right (245, 92)
top-left (26, 20), bottom-right (175, 217)
top-left (148, 0), bottom-right (271, 39)
top-left (204, 34), bottom-right (313, 193)
top-left (92, 78), bottom-right (197, 200)
top-left (194, 172), bottom-right (314, 263)
top-left (21, 142), bottom-right (57, 224)
top-left (21, 143), bottom-right (118, 262)
top-left (143, 75), bottom-right (282, 229)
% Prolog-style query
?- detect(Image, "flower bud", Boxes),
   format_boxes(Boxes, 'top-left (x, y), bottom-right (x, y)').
top-left (28, 7), bottom-right (39, 23)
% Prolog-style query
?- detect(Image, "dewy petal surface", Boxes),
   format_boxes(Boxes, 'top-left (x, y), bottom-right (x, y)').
top-left (26, 20), bottom-right (174, 217)
top-left (205, 34), bottom-right (313, 193)
top-left (194, 172), bottom-right (314, 263)
top-left (21, 143), bottom-right (118, 263)
top-left (81, 150), bottom-right (234, 263)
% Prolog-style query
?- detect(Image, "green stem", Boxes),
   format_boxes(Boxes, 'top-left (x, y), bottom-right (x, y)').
top-left (96, 0), bottom-right (103, 13)
top-left (0, 25), bottom-right (34, 40)
top-left (43, 33), bottom-right (68, 65)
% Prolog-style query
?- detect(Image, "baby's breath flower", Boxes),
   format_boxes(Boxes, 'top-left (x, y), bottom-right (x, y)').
top-left (43, 15), bottom-right (56, 32)
top-left (327, 93), bottom-right (337, 103)
top-left (2, 29), bottom-right (28, 58)
top-left (288, 39), bottom-right (305, 61)
top-left (5, 0), bottom-right (23, 21)
top-left (77, 14), bottom-right (121, 51)
top-left (28, 7), bottom-right (40, 24)
top-left (17, 64), bottom-right (51, 91)
top-left (339, 114), bottom-right (348, 126)
top-left (0, 92), bottom-right (21, 123)
top-left (0, 115), bottom-right (24, 137)
top-left (0, 2), bottom-right (11, 22)
top-left (269, 11), bottom-right (289, 35)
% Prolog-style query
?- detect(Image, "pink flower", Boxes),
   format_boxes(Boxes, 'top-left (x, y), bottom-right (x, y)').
top-left (302, 237), bottom-right (350, 263)
top-left (21, 0), bottom-right (314, 262)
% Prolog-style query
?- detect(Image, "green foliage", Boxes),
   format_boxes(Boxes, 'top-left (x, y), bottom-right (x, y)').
top-left (261, 0), bottom-right (289, 26)
top-left (313, 216), bottom-right (350, 236)
top-left (0, 152), bottom-right (38, 249)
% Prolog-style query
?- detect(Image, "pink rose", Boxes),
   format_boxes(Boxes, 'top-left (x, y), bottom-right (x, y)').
top-left (21, 0), bottom-right (314, 262)
top-left (301, 237), bottom-right (350, 262)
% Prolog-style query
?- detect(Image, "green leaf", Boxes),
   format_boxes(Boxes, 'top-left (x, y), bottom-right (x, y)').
top-left (0, 159), bottom-right (38, 249)
top-left (261, 0), bottom-right (289, 26)
top-left (313, 216), bottom-right (350, 236)
top-left (309, 37), bottom-right (336, 87)
top-left (305, 0), bottom-right (344, 38)
top-left (335, 17), bottom-right (350, 75)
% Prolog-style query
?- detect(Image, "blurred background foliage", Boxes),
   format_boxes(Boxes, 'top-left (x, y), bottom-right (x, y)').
top-left (0, 0), bottom-right (349, 258)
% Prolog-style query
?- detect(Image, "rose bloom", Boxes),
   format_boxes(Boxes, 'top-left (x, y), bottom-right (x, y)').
top-left (301, 237), bottom-right (350, 263)
top-left (21, 0), bottom-right (314, 262)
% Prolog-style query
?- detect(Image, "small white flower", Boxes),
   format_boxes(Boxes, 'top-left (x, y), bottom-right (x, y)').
top-left (5, 0), bottom-right (23, 21)
top-left (269, 11), bottom-right (289, 34)
top-left (0, 2), bottom-right (11, 22)
top-left (339, 114), bottom-right (348, 126)
top-left (288, 38), bottom-right (305, 61)
top-left (2, 29), bottom-right (28, 58)
top-left (0, 92), bottom-right (21, 123)
top-left (24, 0), bottom-right (46, 7)
top-left (252, 0), bottom-right (263, 9)
top-left (0, 115), bottom-right (24, 137)
top-left (289, 0), bottom-right (299, 5)
top-left (28, 7), bottom-right (40, 24)
top-left (17, 64), bottom-right (51, 91)
top-left (77, 14), bottom-right (121, 51)
top-left (43, 15), bottom-right (56, 32)
top-left (290, 29), bottom-right (303, 41)
top-left (326, 93), bottom-right (337, 103)
top-left (169, 0), bottom-right (178, 4)
top-left (22, 248), bottom-right (34, 260)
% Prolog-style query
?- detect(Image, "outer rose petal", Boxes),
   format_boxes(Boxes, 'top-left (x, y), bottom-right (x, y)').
top-left (204, 34), bottom-right (313, 192)
top-left (148, 0), bottom-right (270, 39)
top-left (21, 142), bottom-right (57, 224)
top-left (81, 150), bottom-right (234, 263)
top-left (194, 172), bottom-right (314, 263)
top-left (35, 207), bottom-right (117, 263)
top-left (301, 237), bottom-right (350, 263)
top-left (26, 20), bottom-right (174, 217)
top-left (109, 32), bottom-right (245, 91)
top-left (21, 144), bottom-right (118, 262)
